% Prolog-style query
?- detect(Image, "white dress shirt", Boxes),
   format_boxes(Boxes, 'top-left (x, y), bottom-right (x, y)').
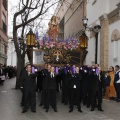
top-left (51, 72), bottom-right (54, 78)
top-left (116, 70), bottom-right (120, 83)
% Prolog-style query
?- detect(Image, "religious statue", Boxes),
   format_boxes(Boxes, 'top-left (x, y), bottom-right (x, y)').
top-left (48, 16), bottom-right (59, 41)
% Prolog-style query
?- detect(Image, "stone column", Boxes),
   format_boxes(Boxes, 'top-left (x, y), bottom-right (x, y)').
top-left (99, 14), bottom-right (109, 71)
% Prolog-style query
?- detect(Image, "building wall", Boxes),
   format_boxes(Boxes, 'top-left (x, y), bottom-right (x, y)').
top-left (55, 0), bottom-right (85, 39)
top-left (0, 0), bottom-right (8, 65)
top-left (7, 39), bottom-right (16, 66)
top-left (7, 38), bottom-right (29, 67)
top-left (64, 1), bottom-right (84, 38)
top-left (55, 0), bottom-right (74, 22)
top-left (109, 20), bottom-right (120, 67)
top-left (109, 0), bottom-right (120, 12)
top-left (86, 0), bottom-right (120, 70)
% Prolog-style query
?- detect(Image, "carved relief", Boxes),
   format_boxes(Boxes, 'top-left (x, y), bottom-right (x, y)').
top-left (111, 29), bottom-right (120, 41)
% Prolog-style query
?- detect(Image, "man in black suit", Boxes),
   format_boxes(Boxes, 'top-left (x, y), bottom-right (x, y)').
top-left (69, 67), bottom-right (83, 112)
top-left (20, 62), bottom-right (30, 107)
top-left (90, 67), bottom-right (104, 112)
top-left (20, 64), bottom-right (37, 113)
top-left (40, 64), bottom-right (51, 108)
top-left (45, 66), bottom-right (58, 112)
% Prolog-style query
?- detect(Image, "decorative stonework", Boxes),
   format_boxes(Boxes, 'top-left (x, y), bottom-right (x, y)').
top-left (107, 3), bottom-right (120, 25)
top-left (111, 29), bottom-right (120, 41)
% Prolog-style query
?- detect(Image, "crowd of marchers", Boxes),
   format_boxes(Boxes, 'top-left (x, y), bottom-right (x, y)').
top-left (19, 63), bottom-right (120, 113)
top-left (0, 64), bottom-right (17, 85)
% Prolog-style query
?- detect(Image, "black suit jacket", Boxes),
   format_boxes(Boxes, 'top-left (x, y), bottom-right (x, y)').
top-left (69, 73), bottom-right (82, 89)
top-left (0, 68), bottom-right (5, 76)
top-left (20, 70), bottom-right (37, 91)
top-left (45, 72), bottom-right (57, 90)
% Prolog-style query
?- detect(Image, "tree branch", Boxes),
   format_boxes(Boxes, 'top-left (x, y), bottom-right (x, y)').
top-left (16, 0), bottom-right (60, 29)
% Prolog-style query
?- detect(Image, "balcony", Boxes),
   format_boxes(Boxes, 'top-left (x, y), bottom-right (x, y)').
top-left (2, 0), bottom-right (7, 11)
top-left (2, 20), bottom-right (7, 34)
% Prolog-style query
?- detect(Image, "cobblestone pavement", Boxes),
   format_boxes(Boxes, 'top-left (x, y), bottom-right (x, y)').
top-left (0, 78), bottom-right (120, 120)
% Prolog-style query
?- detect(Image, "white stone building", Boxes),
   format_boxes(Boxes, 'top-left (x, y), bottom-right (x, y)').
top-left (7, 38), bottom-right (17, 66)
top-left (7, 37), bottom-right (29, 67)
top-left (85, 0), bottom-right (120, 70)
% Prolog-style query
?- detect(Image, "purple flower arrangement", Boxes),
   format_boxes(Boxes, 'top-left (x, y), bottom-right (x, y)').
top-left (38, 36), bottom-right (80, 51)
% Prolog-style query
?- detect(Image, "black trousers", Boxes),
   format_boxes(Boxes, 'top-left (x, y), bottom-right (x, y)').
top-left (0, 80), bottom-right (5, 85)
top-left (91, 89), bottom-right (102, 109)
top-left (40, 90), bottom-right (47, 107)
top-left (21, 91), bottom-right (25, 106)
top-left (69, 88), bottom-right (81, 110)
top-left (45, 89), bottom-right (57, 110)
top-left (23, 90), bottom-right (36, 111)
top-left (82, 82), bottom-right (88, 104)
top-left (116, 83), bottom-right (120, 99)
top-left (62, 83), bottom-right (69, 104)
top-left (114, 83), bottom-right (120, 99)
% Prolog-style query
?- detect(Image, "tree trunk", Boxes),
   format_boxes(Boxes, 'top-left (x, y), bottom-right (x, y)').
top-left (15, 55), bottom-right (22, 89)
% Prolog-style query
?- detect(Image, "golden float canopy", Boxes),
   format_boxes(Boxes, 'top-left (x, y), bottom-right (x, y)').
top-left (26, 29), bottom-right (35, 47)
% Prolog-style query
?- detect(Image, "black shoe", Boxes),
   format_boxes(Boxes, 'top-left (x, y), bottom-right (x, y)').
top-left (90, 108), bottom-right (95, 111)
top-left (31, 110), bottom-right (36, 113)
top-left (39, 103), bottom-right (43, 106)
top-left (116, 99), bottom-right (120, 102)
top-left (87, 104), bottom-right (90, 108)
top-left (98, 108), bottom-right (104, 111)
top-left (78, 109), bottom-right (83, 113)
top-left (45, 109), bottom-right (48, 112)
top-left (64, 102), bottom-right (68, 105)
top-left (54, 109), bottom-right (58, 112)
top-left (22, 110), bottom-right (27, 113)
top-left (83, 102), bottom-right (86, 105)
top-left (69, 109), bottom-right (73, 112)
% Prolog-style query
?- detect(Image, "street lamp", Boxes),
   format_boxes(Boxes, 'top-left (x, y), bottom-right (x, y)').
top-left (94, 25), bottom-right (101, 64)
top-left (79, 32), bottom-right (88, 66)
top-left (26, 28), bottom-right (35, 47)
top-left (80, 32), bottom-right (88, 49)
top-left (82, 16), bottom-right (88, 30)
top-left (82, 16), bottom-right (101, 64)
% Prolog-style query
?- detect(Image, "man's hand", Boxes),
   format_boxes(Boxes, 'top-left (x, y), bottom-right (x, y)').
top-left (20, 87), bottom-right (23, 92)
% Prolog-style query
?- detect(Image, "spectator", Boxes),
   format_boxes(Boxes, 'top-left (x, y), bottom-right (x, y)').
top-left (105, 71), bottom-right (111, 100)
top-left (109, 66), bottom-right (116, 100)
top-left (114, 65), bottom-right (120, 102)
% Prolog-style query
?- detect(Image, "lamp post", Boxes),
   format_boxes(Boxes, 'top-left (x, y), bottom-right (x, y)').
top-left (79, 32), bottom-right (88, 66)
top-left (26, 28), bottom-right (40, 64)
top-left (93, 25), bottom-right (101, 64)
top-left (80, 32), bottom-right (88, 49)
top-left (26, 28), bottom-right (35, 47)
top-left (82, 16), bottom-right (88, 30)
top-left (82, 16), bottom-right (101, 64)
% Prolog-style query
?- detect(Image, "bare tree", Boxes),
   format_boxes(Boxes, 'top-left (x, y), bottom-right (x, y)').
top-left (13, 0), bottom-right (60, 89)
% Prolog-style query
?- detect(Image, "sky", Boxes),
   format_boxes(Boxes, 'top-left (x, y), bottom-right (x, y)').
top-left (8, 0), bottom-right (58, 38)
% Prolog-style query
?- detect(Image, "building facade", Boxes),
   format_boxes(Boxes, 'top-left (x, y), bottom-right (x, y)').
top-left (85, 0), bottom-right (120, 70)
top-left (55, 0), bottom-right (87, 39)
top-left (0, 0), bottom-right (8, 65)
top-left (54, 0), bottom-right (120, 70)
top-left (7, 37), bottom-right (29, 67)
top-left (7, 38), bottom-right (17, 66)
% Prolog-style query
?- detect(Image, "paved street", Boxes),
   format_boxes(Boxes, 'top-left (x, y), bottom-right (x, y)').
top-left (0, 78), bottom-right (120, 120)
